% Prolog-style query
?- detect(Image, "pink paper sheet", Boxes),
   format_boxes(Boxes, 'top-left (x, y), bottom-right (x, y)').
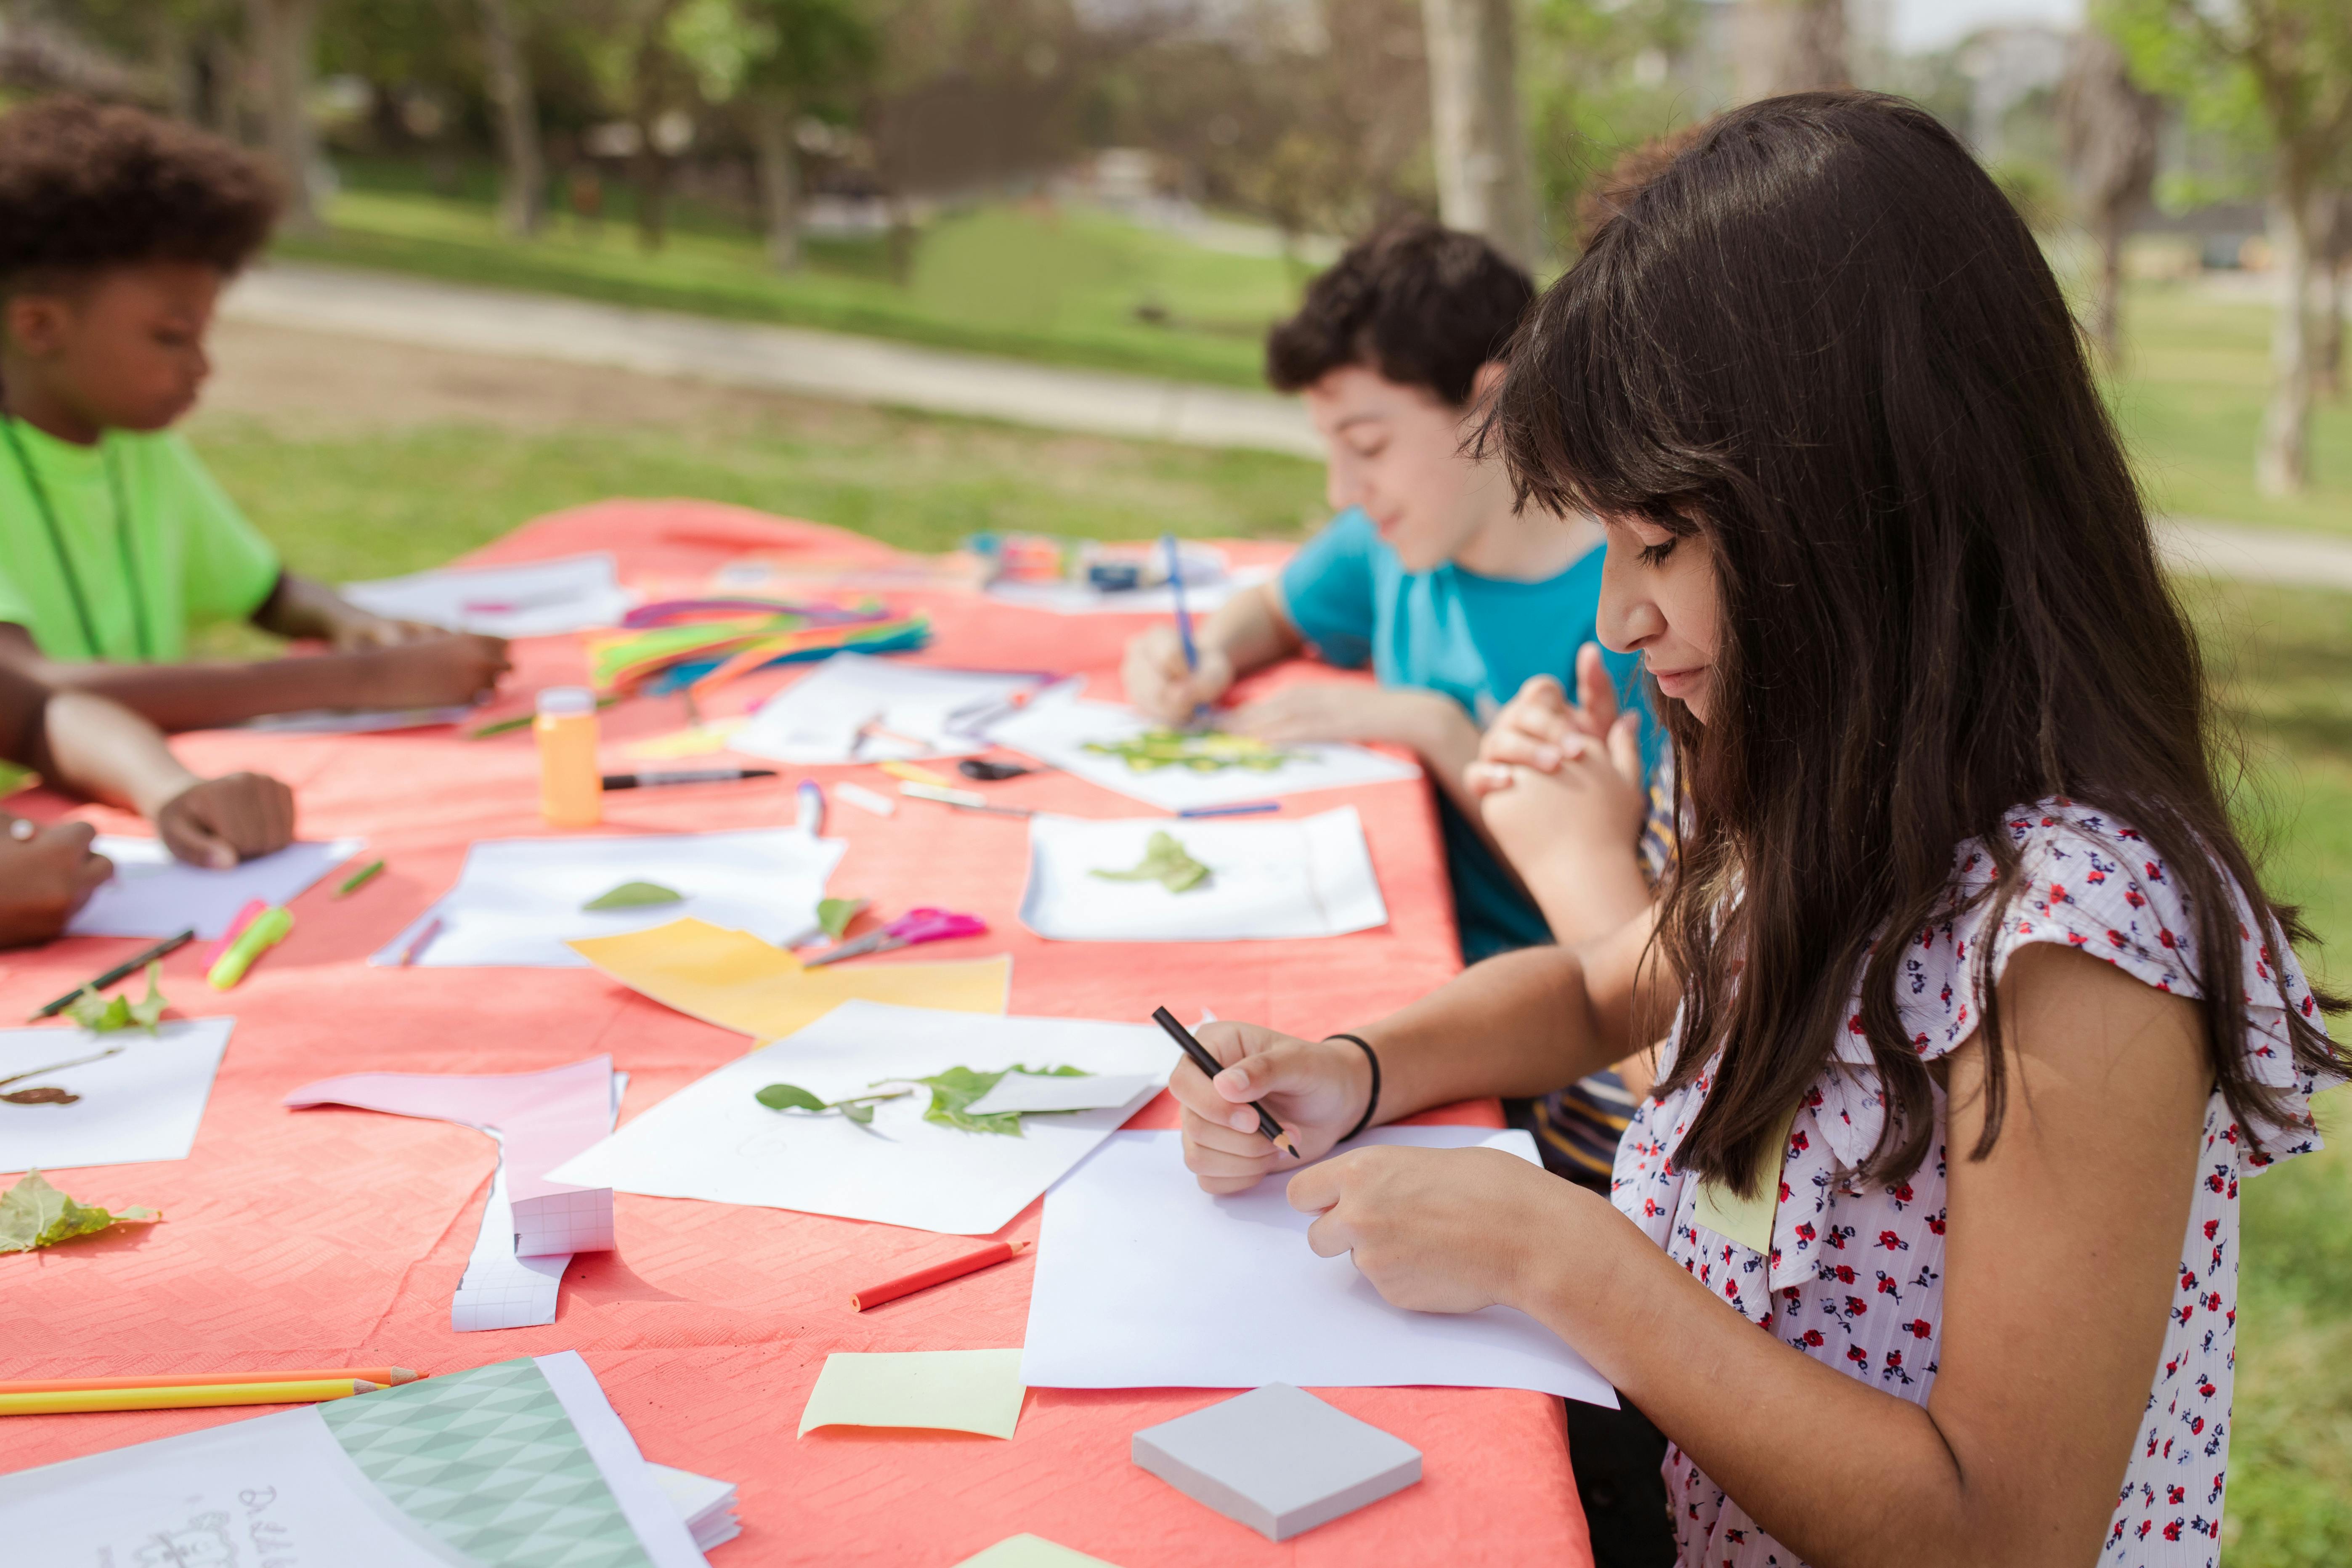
top-left (284, 1055), bottom-right (618, 1256)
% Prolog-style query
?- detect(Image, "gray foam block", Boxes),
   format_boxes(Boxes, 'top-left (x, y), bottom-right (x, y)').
top-left (1130, 1382), bottom-right (1422, 1541)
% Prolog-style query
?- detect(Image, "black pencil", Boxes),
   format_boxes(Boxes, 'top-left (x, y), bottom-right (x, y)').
top-left (1151, 1006), bottom-right (1300, 1159)
top-left (31, 928), bottom-right (196, 1021)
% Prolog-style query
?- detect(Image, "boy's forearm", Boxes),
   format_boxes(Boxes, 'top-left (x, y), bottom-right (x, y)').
top-left (250, 571), bottom-right (343, 641)
top-left (1199, 581), bottom-right (1303, 676)
top-left (3, 637), bottom-right (385, 733)
top-left (34, 690), bottom-right (199, 818)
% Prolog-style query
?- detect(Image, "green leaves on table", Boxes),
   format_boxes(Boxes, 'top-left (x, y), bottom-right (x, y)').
top-left (582, 880), bottom-right (684, 911)
top-left (0, 1170), bottom-right (158, 1254)
top-left (62, 961), bottom-right (169, 1034)
top-left (754, 1081), bottom-right (912, 1125)
top-left (1090, 830), bottom-right (1211, 893)
top-left (1081, 729), bottom-right (1296, 773)
top-left (816, 897), bottom-right (868, 941)
top-left (889, 1064), bottom-right (1090, 1137)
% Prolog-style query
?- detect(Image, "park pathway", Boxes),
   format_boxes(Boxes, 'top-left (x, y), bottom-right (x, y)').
top-left (223, 261), bottom-right (2352, 591)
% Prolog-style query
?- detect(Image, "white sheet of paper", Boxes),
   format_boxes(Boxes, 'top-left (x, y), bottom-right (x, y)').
top-left (985, 687), bottom-right (1420, 811)
top-left (985, 563), bottom-right (1276, 616)
top-left (1022, 1128), bottom-right (1619, 1406)
top-left (241, 705), bottom-right (479, 734)
top-left (450, 1071), bottom-right (622, 1333)
top-left (551, 1000), bottom-right (1178, 1235)
top-left (731, 653), bottom-right (1051, 765)
top-left (0, 1351), bottom-right (707, 1568)
top-left (0, 1018), bottom-right (233, 1174)
top-left (372, 829), bottom-right (845, 967)
top-left (963, 1070), bottom-right (1163, 1116)
top-left (342, 552), bottom-right (634, 637)
top-left (1021, 809), bottom-right (1387, 942)
top-left (69, 836), bottom-right (364, 940)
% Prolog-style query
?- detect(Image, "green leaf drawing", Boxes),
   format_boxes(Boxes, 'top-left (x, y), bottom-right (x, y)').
top-left (881, 1064), bottom-right (1091, 1137)
top-left (61, 961), bottom-right (169, 1035)
top-left (1090, 830), bottom-right (1211, 893)
top-left (1081, 729), bottom-right (1297, 774)
top-left (582, 880), bottom-right (684, 911)
top-left (816, 897), bottom-right (868, 941)
top-left (0, 1170), bottom-right (159, 1254)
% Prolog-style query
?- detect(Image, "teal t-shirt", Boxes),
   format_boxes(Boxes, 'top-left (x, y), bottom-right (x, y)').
top-left (1278, 508), bottom-right (1646, 963)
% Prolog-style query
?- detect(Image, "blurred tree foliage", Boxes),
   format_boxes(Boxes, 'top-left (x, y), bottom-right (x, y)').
top-left (1520, 0), bottom-right (1703, 257)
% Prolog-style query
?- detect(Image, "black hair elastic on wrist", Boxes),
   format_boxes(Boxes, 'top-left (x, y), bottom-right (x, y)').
top-left (1326, 1033), bottom-right (1381, 1143)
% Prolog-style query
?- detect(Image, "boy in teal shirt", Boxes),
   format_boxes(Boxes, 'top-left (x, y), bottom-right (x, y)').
top-left (1123, 222), bottom-right (1653, 963)
top-left (0, 96), bottom-right (509, 731)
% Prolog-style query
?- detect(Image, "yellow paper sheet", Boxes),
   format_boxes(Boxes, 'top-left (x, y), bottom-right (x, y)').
top-left (1690, 1104), bottom-right (1800, 1255)
top-left (797, 1348), bottom-right (1027, 1440)
top-left (957, 1536), bottom-right (1123, 1568)
top-left (569, 917), bottom-right (1009, 1043)
top-left (620, 719), bottom-right (747, 761)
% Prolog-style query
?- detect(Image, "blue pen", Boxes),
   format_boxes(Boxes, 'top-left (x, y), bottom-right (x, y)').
top-left (796, 779), bottom-right (825, 836)
top-left (1179, 801), bottom-right (1281, 818)
top-left (1164, 533), bottom-right (1207, 723)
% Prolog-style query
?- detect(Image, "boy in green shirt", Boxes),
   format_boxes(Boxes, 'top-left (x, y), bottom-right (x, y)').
top-left (0, 96), bottom-right (509, 731)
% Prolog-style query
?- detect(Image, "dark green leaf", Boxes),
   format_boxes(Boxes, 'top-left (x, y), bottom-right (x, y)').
top-left (756, 1082), bottom-right (827, 1112)
top-left (582, 880), bottom-right (684, 911)
top-left (1090, 830), bottom-right (1210, 893)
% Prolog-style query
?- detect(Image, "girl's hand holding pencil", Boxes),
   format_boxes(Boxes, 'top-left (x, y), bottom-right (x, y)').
top-left (1165, 1021), bottom-right (1375, 1195)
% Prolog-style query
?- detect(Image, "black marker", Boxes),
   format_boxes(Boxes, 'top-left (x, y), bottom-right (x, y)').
top-left (599, 767), bottom-right (778, 790)
top-left (1152, 1006), bottom-right (1300, 1159)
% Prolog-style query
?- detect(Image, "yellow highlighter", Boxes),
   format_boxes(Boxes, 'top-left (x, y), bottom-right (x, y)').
top-left (207, 905), bottom-right (292, 990)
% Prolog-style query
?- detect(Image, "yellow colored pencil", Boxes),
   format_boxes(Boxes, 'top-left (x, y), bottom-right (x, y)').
top-left (0, 1377), bottom-right (378, 1416)
top-left (0, 1367), bottom-right (417, 1395)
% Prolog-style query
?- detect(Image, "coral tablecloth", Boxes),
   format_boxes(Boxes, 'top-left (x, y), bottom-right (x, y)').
top-left (0, 501), bottom-right (1591, 1568)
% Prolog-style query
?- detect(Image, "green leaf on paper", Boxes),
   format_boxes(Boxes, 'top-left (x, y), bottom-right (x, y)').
top-left (756, 1082), bottom-right (827, 1112)
top-left (0, 1170), bottom-right (159, 1254)
top-left (1090, 830), bottom-right (1210, 893)
top-left (61, 962), bottom-right (169, 1034)
top-left (882, 1064), bottom-right (1091, 1137)
top-left (815, 897), bottom-right (868, 941)
top-left (1082, 729), bottom-right (1296, 774)
top-left (582, 880), bottom-right (684, 911)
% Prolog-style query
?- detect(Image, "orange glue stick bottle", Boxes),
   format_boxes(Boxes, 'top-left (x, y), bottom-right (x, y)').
top-left (535, 686), bottom-right (602, 827)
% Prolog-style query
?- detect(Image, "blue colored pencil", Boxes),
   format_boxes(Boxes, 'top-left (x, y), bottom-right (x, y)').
top-left (1163, 533), bottom-right (1198, 675)
top-left (1178, 802), bottom-right (1281, 818)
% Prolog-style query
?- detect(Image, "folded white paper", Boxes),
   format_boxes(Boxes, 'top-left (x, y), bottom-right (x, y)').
top-left (985, 687), bottom-right (1419, 812)
top-left (1022, 1128), bottom-right (1619, 1406)
top-left (964, 1070), bottom-right (1163, 1116)
top-left (70, 836), bottom-right (364, 939)
top-left (552, 1000), bottom-right (1177, 1235)
top-left (1021, 809), bottom-right (1387, 942)
top-left (0, 1018), bottom-right (234, 1174)
top-left (732, 653), bottom-right (1050, 765)
top-left (373, 828), bottom-right (845, 968)
top-left (342, 552), bottom-right (634, 638)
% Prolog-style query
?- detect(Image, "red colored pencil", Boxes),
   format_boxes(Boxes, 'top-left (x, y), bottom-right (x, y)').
top-left (849, 1240), bottom-right (1028, 1311)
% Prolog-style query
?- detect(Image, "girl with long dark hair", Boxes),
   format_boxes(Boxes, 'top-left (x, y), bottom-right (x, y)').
top-left (1163, 93), bottom-right (2340, 1567)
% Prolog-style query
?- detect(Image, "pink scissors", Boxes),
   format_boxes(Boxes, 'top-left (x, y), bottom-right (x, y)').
top-left (801, 907), bottom-right (988, 967)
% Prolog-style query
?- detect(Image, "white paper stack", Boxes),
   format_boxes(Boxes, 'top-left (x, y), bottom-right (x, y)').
top-left (342, 552), bottom-right (634, 637)
top-left (648, 1464), bottom-right (741, 1551)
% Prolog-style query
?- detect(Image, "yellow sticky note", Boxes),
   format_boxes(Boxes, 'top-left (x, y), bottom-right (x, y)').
top-left (797, 1349), bottom-right (1027, 1440)
top-left (620, 719), bottom-right (747, 761)
top-left (1690, 1105), bottom-right (1799, 1255)
top-left (957, 1536), bottom-right (1123, 1568)
top-left (568, 917), bottom-right (1009, 1043)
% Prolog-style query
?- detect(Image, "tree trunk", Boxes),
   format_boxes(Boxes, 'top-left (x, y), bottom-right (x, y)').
top-left (632, 134), bottom-right (669, 253)
top-left (478, 0), bottom-right (543, 238)
top-left (2256, 181), bottom-right (2316, 497)
top-left (1420, 0), bottom-right (1542, 268)
top-left (2316, 191), bottom-right (2347, 401)
top-left (1733, 0), bottom-right (1848, 101)
top-left (242, 0), bottom-right (320, 233)
top-left (752, 100), bottom-right (802, 272)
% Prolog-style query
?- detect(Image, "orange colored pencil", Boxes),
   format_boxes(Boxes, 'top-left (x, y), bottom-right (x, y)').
top-left (850, 1240), bottom-right (1027, 1311)
top-left (0, 1366), bottom-right (419, 1395)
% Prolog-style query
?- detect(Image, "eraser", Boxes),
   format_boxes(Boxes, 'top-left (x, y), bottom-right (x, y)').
top-left (1131, 1382), bottom-right (1421, 1541)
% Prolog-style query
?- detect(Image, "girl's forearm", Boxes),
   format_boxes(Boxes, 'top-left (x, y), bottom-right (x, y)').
top-left (1350, 944), bottom-right (1622, 1116)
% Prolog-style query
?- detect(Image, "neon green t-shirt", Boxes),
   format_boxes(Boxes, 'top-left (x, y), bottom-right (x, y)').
top-left (0, 419), bottom-right (281, 663)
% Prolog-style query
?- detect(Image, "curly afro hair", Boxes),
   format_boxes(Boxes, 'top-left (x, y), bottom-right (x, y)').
top-left (1264, 220), bottom-right (1533, 409)
top-left (0, 96), bottom-right (280, 293)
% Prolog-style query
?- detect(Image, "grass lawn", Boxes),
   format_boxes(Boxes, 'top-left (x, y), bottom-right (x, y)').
top-left (185, 389), bottom-right (2350, 1561)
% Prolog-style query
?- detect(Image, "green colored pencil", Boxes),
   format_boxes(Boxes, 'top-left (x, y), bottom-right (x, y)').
top-left (334, 859), bottom-right (386, 898)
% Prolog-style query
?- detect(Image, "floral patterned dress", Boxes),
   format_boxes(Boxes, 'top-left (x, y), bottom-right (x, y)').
top-left (1609, 801), bottom-right (2334, 1568)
